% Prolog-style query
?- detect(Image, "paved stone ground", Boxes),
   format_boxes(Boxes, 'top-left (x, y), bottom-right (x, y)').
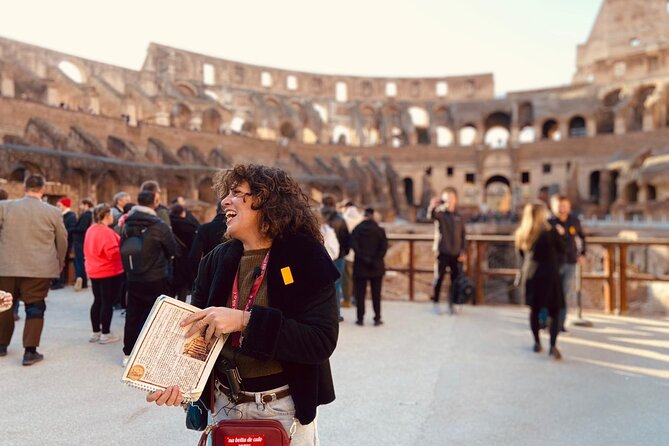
top-left (1, 287), bottom-right (668, 445)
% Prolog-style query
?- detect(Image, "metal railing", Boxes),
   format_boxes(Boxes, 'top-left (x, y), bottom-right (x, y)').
top-left (386, 233), bottom-right (669, 314)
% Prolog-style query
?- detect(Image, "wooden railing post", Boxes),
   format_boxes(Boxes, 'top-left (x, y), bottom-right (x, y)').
top-left (603, 244), bottom-right (615, 314)
top-left (475, 240), bottom-right (485, 305)
top-left (618, 243), bottom-right (628, 314)
top-left (408, 240), bottom-right (415, 301)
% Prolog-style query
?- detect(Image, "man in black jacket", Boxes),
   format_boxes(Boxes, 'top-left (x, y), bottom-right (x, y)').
top-left (72, 199), bottom-right (93, 291)
top-left (321, 195), bottom-right (350, 322)
top-left (431, 188), bottom-right (466, 315)
top-left (120, 190), bottom-right (176, 364)
top-left (351, 208), bottom-right (388, 326)
top-left (549, 196), bottom-right (586, 332)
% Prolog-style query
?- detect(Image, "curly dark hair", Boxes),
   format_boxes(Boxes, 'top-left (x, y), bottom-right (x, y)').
top-left (213, 164), bottom-right (322, 243)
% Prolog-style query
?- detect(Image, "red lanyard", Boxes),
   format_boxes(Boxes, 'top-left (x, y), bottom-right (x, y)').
top-left (230, 250), bottom-right (270, 346)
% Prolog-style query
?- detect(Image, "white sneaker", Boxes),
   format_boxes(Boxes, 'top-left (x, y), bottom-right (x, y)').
top-left (88, 332), bottom-right (101, 343)
top-left (432, 303), bottom-right (442, 315)
top-left (98, 333), bottom-right (120, 344)
top-left (122, 355), bottom-right (130, 367)
top-left (74, 277), bottom-right (83, 291)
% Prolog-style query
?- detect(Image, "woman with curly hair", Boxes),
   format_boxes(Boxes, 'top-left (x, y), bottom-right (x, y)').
top-left (148, 164), bottom-right (339, 445)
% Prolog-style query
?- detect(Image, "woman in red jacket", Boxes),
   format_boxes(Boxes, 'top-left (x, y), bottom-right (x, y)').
top-left (84, 204), bottom-right (124, 344)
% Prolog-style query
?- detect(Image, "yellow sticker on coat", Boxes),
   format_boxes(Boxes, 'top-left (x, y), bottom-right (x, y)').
top-left (280, 267), bottom-right (294, 285)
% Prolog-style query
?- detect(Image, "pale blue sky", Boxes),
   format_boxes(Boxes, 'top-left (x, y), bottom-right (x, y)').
top-left (1, 0), bottom-right (603, 94)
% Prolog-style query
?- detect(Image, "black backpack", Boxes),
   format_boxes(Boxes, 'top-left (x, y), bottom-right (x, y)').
top-left (453, 264), bottom-right (474, 304)
top-left (120, 226), bottom-right (151, 277)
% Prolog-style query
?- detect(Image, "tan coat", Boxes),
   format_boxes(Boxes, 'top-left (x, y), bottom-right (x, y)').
top-left (0, 196), bottom-right (68, 278)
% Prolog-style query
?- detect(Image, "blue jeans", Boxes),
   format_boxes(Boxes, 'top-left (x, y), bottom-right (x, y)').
top-left (214, 385), bottom-right (319, 445)
top-left (559, 263), bottom-right (577, 328)
top-left (73, 241), bottom-right (87, 287)
top-left (333, 258), bottom-right (345, 317)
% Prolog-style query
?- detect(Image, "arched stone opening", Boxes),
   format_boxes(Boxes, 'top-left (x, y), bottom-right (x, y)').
top-left (332, 125), bottom-right (351, 145)
top-left (241, 121), bottom-right (257, 136)
top-left (483, 112), bottom-right (511, 149)
top-left (201, 108), bottom-right (223, 133)
top-left (176, 82), bottom-right (198, 97)
top-left (208, 148), bottom-right (230, 168)
top-left (66, 168), bottom-right (87, 201)
top-left (391, 127), bottom-right (408, 148)
top-left (360, 106), bottom-right (380, 146)
top-left (610, 171), bottom-right (620, 203)
top-left (177, 145), bottom-right (205, 165)
top-left (589, 170), bottom-right (601, 203)
top-left (166, 176), bottom-right (189, 202)
top-left (434, 106), bottom-right (452, 127)
top-left (170, 103), bottom-right (192, 129)
top-left (409, 106), bottom-right (431, 145)
top-left (628, 85), bottom-right (655, 132)
top-left (647, 184), bottom-right (657, 201)
top-left (459, 124), bottom-right (478, 146)
top-left (598, 89), bottom-right (621, 134)
top-left (96, 171), bottom-right (119, 204)
top-left (302, 127), bottom-right (318, 144)
top-left (279, 122), bottom-right (296, 140)
top-left (198, 178), bottom-right (215, 203)
top-left (625, 182), bottom-right (639, 203)
top-left (518, 126), bottom-right (535, 143)
top-left (541, 119), bottom-right (561, 140)
top-left (435, 126), bottom-right (454, 147)
top-left (9, 161), bottom-right (44, 181)
top-left (568, 115), bottom-right (587, 138)
top-left (403, 177), bottom-right (415, 206)
top-left (58, 61), bottom-right (85, 84)
top-left (9, 168), bottom-right (27, 182)
top-left (484, 175), bottom-right (512, 213)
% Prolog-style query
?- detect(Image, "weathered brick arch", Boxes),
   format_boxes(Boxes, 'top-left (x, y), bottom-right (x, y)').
top-left (177, 144), bottom-right (207, 165)
top-left (170, 102), bottom-right (192, 129)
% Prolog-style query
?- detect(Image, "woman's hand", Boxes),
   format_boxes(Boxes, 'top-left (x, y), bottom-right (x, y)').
top-left (181, 307), bottom-right (250, 342)
top-left (146, 385), bottom-right (183, 406)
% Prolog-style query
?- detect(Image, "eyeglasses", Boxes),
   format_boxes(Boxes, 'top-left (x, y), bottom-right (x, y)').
top-left (229, 190), bottom-right (253, 201)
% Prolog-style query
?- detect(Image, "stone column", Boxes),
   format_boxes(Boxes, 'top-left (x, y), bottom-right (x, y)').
top-left (642, 111), bottom-right (654, 131)
top-left (586, 117), bottom-right (597, 137)
top-left (1, 76), bottom-right (14, 98)
top-left (614, 115), bottom-right (626, 135)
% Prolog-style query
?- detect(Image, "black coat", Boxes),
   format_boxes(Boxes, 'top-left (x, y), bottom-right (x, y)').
top-left (520, 228), bottom-right (565, 312)
top-left (549, 214), bottom-right (586, 264)
top-left (189, 213), bottom-right (227, 261)
top-left (191, 232), bottom-right (339, 425)
top-left (432, 209), bottom-right (466, 256)
top-left (63, 210), bottom-right (77, 247)
top-left (121, 210), bottom-right (177, 283)
top-left (351, 219), bottom-right (388, 278)
top-left (169, 214), bottom-right (199, 288)
top-left (72, 210), bottom-right (92, 244)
